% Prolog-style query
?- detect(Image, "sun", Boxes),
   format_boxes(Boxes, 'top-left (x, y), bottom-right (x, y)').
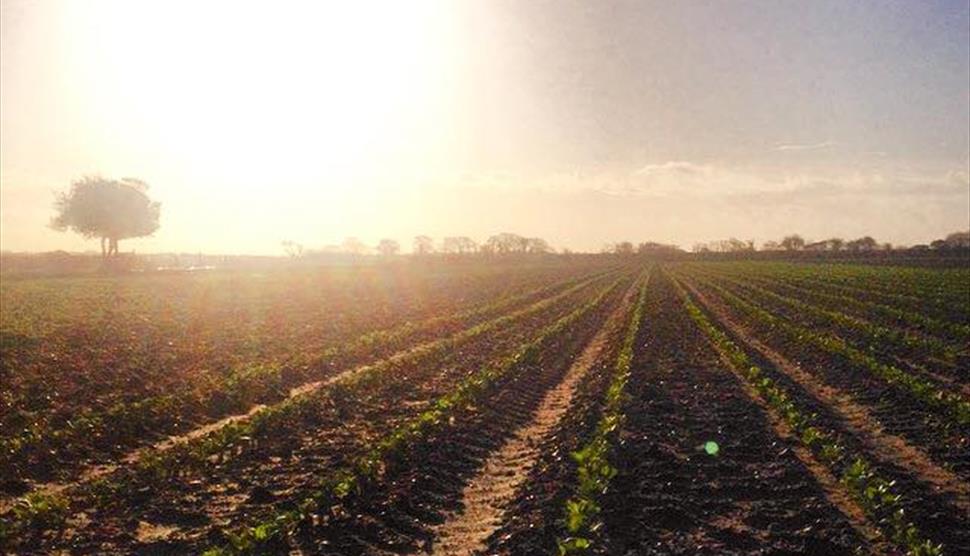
top-left (64, 0), bottom-right (455, 190)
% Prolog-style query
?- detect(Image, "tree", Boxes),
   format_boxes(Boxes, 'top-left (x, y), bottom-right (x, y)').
top-left (281, 240), bottom-right (304, 258)
top-left (376, 239), bottom-right (400, 256)
top-left (486, 233), bottom-right (527, 254)
top-left (722, 238), bottom-right (751, 252)
top-left (637, 242), bottom-right (682, 256)
top-left (945, 231), bottom-right (970, 248)
top-left (526, 237), bottom-right (552, 254)
top-left (614, 241), bottom-right (635, 255)
top-left (690, 239), bottom-right (750, 253)
top-left (845, 236), bottom-right (878, 252)
top-left (342, 237), bottom-right (367, 255)
top-left (780, 234), bottom-right (805, 251)
top-left (51, 176), bottom-right (160, 258)
top-left (441, 237), bottom-right (461, 254)
top-left (456, 236), bottom-right (478, 254)
top-left (441, 236), bottom-right (478, 255)
top-left (413, 235), bottom-right (435, 255)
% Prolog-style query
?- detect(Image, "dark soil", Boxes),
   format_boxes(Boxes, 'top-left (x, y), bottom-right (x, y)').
top-left (285, 277), bottom-right (628, 555)
top-left (598, 272), bottom-right (867, 555)
top-left (16, 275), bottom-right (626, 555)
top-left (682, 275), bottom-right (970, 553)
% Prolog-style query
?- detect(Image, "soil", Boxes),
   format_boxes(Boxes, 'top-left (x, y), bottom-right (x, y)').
top-left (680, 274), bottom-right (970, 553)
top-left (427, 274), bottom-right (641, 555)
top-left (598, 272), bottom-right (867, 555)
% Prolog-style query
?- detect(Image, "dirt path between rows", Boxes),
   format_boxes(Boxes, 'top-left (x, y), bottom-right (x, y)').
top-left (2, 276), bottom-right (614, 517)
top-left (670, 283), bottom-right (889, 554)
top-left (705, 272), bottom-right (970, 399)
top-left (681, 278), bottom-right (970, 513)
top-left (0, 340), bottom-right (445, 516)
top-left (426, 276), bottom-right (643, 556)
top-left (716, 355), bottom-right (889, 555)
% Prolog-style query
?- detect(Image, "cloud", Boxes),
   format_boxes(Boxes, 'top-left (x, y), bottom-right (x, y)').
top-left (634, 161), bottom-right (704, 175)
top-left (421, 162), bottom-right (968, 249)
top-left (772, 141), bottom-right (836, 152)
top-left (419, 163), bottom-right (968, 251)
top-left (619, 162), bottom-right (771, 196)
top-left (584, 160), bottom-right (970, 205)
top-left (947, 169), bottom-right (969, 187)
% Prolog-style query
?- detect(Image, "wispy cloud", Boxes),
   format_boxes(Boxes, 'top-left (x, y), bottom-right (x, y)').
top-left (621, 162), bottom-right (769, 196)
top-left (594, 160), bottom-right (970, 203)
top-left (947, 170), bottom-right (969, 187)
top-left (634, 161), bottom-right (703, 175)
top-left (428, 162), bottom-right (969, 250)
top-left (773, 141), bottom-right (836, 152)
top-left (442, 161), bottom-right (970, 208)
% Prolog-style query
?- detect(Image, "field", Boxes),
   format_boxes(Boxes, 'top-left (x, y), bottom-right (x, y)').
top-left (0, 259), bottom-right (967, 555)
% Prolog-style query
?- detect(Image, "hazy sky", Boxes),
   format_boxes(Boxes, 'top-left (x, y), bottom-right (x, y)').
top-left (2, 0), bottom-right (968, 254)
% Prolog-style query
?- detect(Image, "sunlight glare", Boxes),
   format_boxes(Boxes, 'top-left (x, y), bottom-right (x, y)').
top-left (62, 0), bottom-right (454, 189)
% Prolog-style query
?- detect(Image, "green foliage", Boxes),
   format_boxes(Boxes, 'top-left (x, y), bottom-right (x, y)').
top-left (714, 273), bottom-right (957, 362)
top-left (1, 272), bottom-right (619, 540)
top-left (558, 275), bottom-right (649, 554)
top-left (0, 491), bottom-right (69, 544)
top-left (51, 176), bottom-right (160, 241)
top-left (692, 275), bottom-right (970, 426)
top-left (558, 535), bottom-right (592, 555)
top-left (682, 261), bottom-right (970, 341)
top-left (206, 277), bottom-right (625, 554)
top-left (673, 272), bottom-right (945, 556)
top-left (0, 270), bottom-right (608, 487)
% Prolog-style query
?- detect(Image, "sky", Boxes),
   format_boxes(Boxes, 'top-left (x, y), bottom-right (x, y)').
top-left (1, 0), bottom-right (968, 254)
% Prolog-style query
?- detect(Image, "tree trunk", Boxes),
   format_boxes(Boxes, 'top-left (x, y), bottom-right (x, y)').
top-left (109, 237), bottom-right (119, 257)
top-left (101, 237), bottom-right (107, 258)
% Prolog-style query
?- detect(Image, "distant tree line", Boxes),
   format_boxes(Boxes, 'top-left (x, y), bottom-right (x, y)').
top-left (756, 235), bottom-right (892, 253)
top-left (280, 232), bottom-right (557, 258)
top-left (281, 230), bottom-right (970, 258)
top-left (601, 241), bottom-right (684, 256)
top-left (922, 231), bottom-right (970, 251)
top-left (689, 231), bottom-right (970, 253)
top-left (413, 233), bottom-right (553, 255)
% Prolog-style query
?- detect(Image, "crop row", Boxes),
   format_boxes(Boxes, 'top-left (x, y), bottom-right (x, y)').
top-left (738, 261), bottom-right (970, 307)
top-left (714, 262), bottom-right (969, 327)
top-left (676, 269), bottom-right (970, 395)
top-left (476, 274), bottom-right (645, 556)
top-left (203, 277), bottom-right (626, 555)
top-left (678, 270), bottom-right (970, 426)
top-left (671, 274), bottom-right (944, 556)
top-left (557, 275), bottom-right (648, 555)
top-left (0, 272), bottom-right (623, 547)
top-left (689, 264), bottom-right (970, 345)
top-left (0, 269), bottom-right (614, 487)
top-left (688, 266), bottom-right (958, 363)
top-left (1, 263), bottom-right (602, 437)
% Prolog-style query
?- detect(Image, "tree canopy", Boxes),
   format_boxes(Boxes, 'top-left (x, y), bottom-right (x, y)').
top-left (780, 234), bottom-right (806, 251)
top-left (51, 176), bottom-right (160, 257)
top-left (413, 235), bottom-right (435, 255)
top-left (377, 238), bottom-right (400, 256)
